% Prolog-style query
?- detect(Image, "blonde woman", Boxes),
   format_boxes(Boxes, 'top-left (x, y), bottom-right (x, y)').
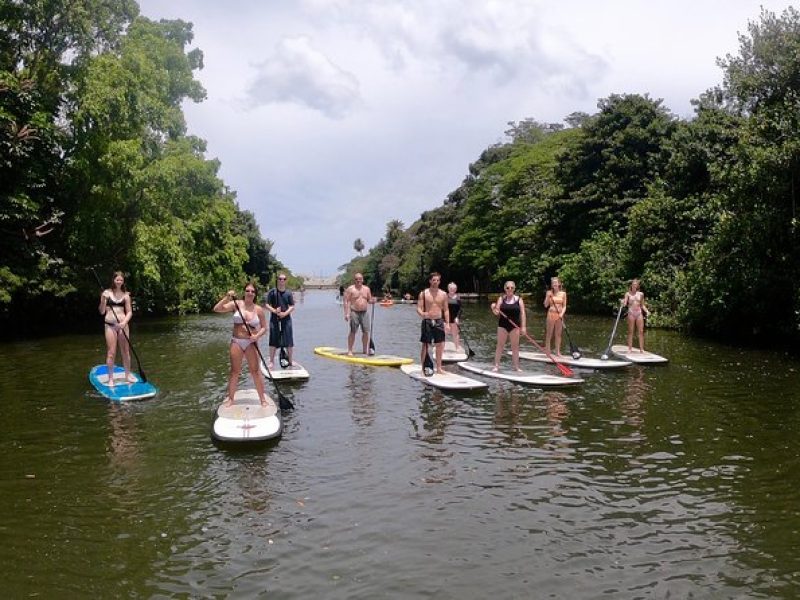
top-left (622, 279), bottom-right (650, 352)
top-left (544, 277), bottom-right (567, 356)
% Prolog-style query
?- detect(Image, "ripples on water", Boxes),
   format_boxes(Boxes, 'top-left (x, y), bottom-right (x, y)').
top-left (1, 292), bottom-right (800, 598)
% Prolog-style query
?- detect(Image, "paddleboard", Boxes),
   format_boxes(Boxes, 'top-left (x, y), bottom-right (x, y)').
top-left (400, 363), bottom-right (487, 390)
top-left (314, 346), bottom-right (413, 367)
top-left (89, 365), bottom-right (158, 401)
top-left (260, 361), bottom-right (310, 381)
top-left (610, 345), bottom-right (669, 364)
top-left (434, 340), bottom-right (468, 363)
top-left (514, 350), bottom-right (632, 369)
top-left (379, 300), bottom-right (395, 307)
top-left (211, 388), bottom-right (282, 443)
top-left (459, 361), bottom-right (584, 386)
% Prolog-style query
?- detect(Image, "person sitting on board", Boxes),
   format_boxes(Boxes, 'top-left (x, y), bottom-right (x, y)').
top-left (265, 273), bottom-right (295, 369)
top-left (98, 271), bottom-right (135, 387)
top-left (446, 281), bottom-right (463, 352)
top-left (544, 276), bottom-right (567, 356)
top-left (491, 280), bottom-right (526, 372)
top-left (622, 278), bottom-right (650, 353)
top-left (383, 291), bottom-right (393, 302)
top-left (417, 271), bottom-right (451, 375)
top-left (214, 283), bottom-right (269, 407)
top-left (343, 272), bottom-right (375, 355)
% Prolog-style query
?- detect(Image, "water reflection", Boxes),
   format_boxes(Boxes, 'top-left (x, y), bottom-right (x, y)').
top-left (347, 367), bottom-right (377, 428)
top-left (106, 404), bottom-right (140, 469)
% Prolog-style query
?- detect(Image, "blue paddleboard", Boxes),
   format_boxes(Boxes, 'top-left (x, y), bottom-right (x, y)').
top-left (89, 365), bottom-right (158, 402)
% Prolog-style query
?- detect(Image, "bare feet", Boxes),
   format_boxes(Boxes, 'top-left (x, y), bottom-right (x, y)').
top-left (436, 369), bottom-right (446, 375)
top-left (347, 351), bottom-right (354, 356)
top-left (125, 374), bottom-right (136, 383)
top-left (223, 396), bottom-right (234, 407)
top-left (492, 365), bottom-right (499, 372)
top-left (260, 398), bottom-right (269, 407)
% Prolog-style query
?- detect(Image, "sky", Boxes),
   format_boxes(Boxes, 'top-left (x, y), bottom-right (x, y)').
top-left (136, 0), bottom-right (792, 278)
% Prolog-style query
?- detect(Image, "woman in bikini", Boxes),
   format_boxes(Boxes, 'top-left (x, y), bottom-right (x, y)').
top-left (214, 283), bottom-right (269, 407)
top-left (98, 271), bottom-right (135, 387)
top-left (544, 276), bottom-right (567, 356)
top-left (491, 281), bottom-right (526, 371)
top-left (622, 279), bottom-right (649, 352)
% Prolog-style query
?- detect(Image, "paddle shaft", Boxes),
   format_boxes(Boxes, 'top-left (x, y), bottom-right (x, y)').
top-left (232, 298), bottom-right (293, 411)
top-left (91, 268), bottom-right (147, 382)
top-left (368, 301), bottom-right (376, 353)
top-left (603, 304), bottom-right (625, 358)
top-left (497, 308), bottom-right (574, 377)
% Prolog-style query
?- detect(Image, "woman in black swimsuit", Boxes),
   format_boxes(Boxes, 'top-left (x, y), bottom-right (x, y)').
top-left (98, 271), bottom-right (134, 387)
top-left (490, 281), bottom-right (526, 372)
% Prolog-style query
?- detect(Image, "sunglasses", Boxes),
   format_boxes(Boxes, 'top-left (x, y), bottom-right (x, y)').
top-left (245, 289), bottom-right (256, 293)
top-left (278, 277), bottom-right (286, 280)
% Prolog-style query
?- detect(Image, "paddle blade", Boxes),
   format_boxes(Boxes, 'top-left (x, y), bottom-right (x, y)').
top-left (556, 361), bottom-right (574, 377)
top-left (423, 350), bottom-right (434, 376)
top-left (369, 337), bottom-right (376, 355)
top-left (278, 392), bottom-right (294, 411)
top-left (279, 347), bottom-right (290, 369)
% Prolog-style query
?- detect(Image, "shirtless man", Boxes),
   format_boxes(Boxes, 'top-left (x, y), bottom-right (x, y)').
top-left (344, 272), bottom-right (375, 355)
top-left (417, 272), bottom-right (451, 375)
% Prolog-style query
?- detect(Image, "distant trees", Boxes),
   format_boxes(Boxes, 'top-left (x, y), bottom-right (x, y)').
top-left (341, 6), bottom-right (800, 343)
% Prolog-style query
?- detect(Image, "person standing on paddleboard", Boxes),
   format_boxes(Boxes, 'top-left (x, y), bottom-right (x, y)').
top-left (344, 272), bottom-right (375, 355)
top-left (491, 280), bottom-right (526, 371)
top-left (544, 276), bottom-right (567, 356)
top-left (446, 282), bottom-right (463, 352)
top-left (622, 278), bottom-right (650, 353)
top-left (265, 273), bottom-right (295, 369)
top-left (417, 272), bottom-right (451, 375)
top-left (98, 271), bottom-right (135, 387)
top-left (214, 283), bottom-right (269, 407)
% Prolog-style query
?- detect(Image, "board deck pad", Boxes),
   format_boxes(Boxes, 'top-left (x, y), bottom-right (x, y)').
top-left (434, 340), bottom-right (468, 363)
top-left (515, 350), bottom-right (632, 369)
top-left (459, 361), bottom-right (583, 386)
top-left (212, 388), bottom-right (282, 442)
top-left (400, 363), bottom-right (487, 390)
top-left (314, 346), bottom-right (412, 367)
top-left (89, 365), bottom-right (158, 402)
top-left (260, 361), bottom-right (310, 380)
top-left (610, 345), bottom-right (669, 364)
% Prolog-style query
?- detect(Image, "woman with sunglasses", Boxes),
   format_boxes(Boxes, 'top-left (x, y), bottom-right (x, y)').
top-left (491, 281), bottom-right (526, 372)
top-left (98, 271), bottom-right (135, 387)
top-left (214, 282), bottom-right (268, 407)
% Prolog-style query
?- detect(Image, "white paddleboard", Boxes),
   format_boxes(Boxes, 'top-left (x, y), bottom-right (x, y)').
top-left (610, 345), bottom-right (669, 364)
top-left (459, 361), bottom-right (583, 386)
top-left (434, 340), bottom-right (468, 363)
top-left (260, 361), bottom-right (310, 381)
top-left (400, 363), bottom-right (487, 390)
top-left (211, 388), bottom-right (282, 443)
top-left (515, 350), bottom-right (632, 369)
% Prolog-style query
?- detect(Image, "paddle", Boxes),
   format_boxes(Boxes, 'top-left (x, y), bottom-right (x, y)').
top-left (422, 333), bottom-right (435, 377)
top-left (232, 297), bottom-right (294, 411)
top-left (457, 319), bottom-right (476, 359)
top-left (91, 268), bottom-right (148, 383)
top-left (561, 318), bottom-right (582, 360)
top-left (601, 304), bottom-right (625, 360)
top-left (368, 300), bottom-right (376, 355)
top-left (497, 308), bottom-right (574, 377)
top-left (277, 319), bottom-right (290, 368)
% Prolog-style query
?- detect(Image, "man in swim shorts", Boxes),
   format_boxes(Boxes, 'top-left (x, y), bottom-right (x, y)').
top-left (344, 272), bottom-right (375, 355)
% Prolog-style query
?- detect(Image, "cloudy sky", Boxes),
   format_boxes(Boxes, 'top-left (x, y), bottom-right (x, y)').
top-left (137, 0), bottom-right (791, 277)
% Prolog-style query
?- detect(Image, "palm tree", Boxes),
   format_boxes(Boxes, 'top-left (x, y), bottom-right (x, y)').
top-left (353, 237), bottom-right (365, 255)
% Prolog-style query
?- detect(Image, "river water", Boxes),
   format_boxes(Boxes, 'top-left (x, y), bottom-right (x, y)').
top-left (1, 290), bottom-right (799, 598)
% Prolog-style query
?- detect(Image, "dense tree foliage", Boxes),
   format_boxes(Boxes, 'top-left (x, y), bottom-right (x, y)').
top-left (343, 7), bottom-right (800, 344)
top-left (0, 1), bottom-right (283, 333)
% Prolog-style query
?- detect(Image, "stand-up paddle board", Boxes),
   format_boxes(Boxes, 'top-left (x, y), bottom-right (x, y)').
top-left (434, 340), bottom-right (468, 363)
top-left (89, 365), bottom-right (158, 401)
top-left (314, 346), bottom-right (412, 367)
top-left (260, 361), bottom-right (310, 381)
top-left (459, 361), bottom-right (584, 386)
top-left (610, 345), bottom-right (669, 364)
top-left (514, 350), bottom-right (632, 369)
top-left (400, 363), bottom-right (487, 390)
top-left (211, 388), bottom-right (282, 443)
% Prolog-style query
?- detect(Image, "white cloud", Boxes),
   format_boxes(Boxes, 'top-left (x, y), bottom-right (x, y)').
top-left (137, 0), bottom-right (792, 275)
top-left (246, 36), bottom-right (362, 119)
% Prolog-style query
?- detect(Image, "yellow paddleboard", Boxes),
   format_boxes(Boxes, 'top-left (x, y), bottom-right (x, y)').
top-left (314, 346), bottom-right (412, 367)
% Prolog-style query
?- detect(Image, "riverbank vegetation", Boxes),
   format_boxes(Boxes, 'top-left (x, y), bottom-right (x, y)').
top-left (340, 7), bottom-right (800, 343)
top-left (1, 1), bottom-right (284, 334)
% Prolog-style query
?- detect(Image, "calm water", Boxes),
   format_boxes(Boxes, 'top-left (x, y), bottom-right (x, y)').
top-left (1, 290), bottom-right (800, 598)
